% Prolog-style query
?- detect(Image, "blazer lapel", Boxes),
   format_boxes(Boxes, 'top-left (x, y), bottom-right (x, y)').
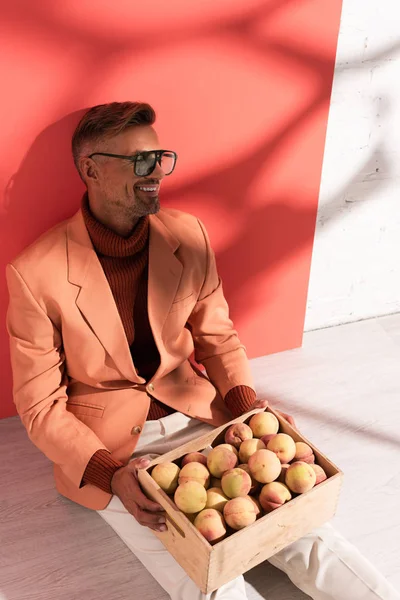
top-left (66, 210), bottom-right (141, 383)
top-left (148, 214), bottom-right (183, 365)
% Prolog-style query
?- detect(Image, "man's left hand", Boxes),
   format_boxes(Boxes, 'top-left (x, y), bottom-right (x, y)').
top-left (249, 398), bottom-right (297, 429)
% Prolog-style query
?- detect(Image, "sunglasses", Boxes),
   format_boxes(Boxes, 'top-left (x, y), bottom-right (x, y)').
top-left (88, 150), bottom-right (178, 177)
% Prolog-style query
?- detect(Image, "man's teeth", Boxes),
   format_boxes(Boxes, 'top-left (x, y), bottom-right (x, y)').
top-left (138, 186), bottom-right (157, 191)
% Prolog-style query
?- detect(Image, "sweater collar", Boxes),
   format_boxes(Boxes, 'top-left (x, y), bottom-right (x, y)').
top-left (81, 193), bottom-right (149, 258)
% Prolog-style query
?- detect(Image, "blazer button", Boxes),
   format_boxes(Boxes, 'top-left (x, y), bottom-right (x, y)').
top-left (131, 425), bottom-right (142, 435)
top-left (148, 383), bottom-right (155, 392)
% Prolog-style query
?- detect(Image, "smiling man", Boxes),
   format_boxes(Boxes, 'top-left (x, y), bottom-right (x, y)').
top-left (6, 102), bottom-right (399, 600)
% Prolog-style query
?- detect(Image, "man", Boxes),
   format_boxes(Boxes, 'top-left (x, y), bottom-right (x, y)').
top-left (6, 102), bottom-right (399, 600)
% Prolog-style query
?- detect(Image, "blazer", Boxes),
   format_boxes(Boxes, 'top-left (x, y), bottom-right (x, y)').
top-left (6, 207), bottom-right (255, 510)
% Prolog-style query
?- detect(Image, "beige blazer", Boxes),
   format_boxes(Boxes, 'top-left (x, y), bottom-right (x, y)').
top-left (6, 207), bottom-right (254, 510)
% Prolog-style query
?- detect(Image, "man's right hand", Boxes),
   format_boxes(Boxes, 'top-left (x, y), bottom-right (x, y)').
top-left (111, 457), bottom-right (167, 532)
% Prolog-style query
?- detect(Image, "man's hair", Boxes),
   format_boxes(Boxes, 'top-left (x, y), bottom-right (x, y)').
top-left (72, 101), bottom-right (156, 175)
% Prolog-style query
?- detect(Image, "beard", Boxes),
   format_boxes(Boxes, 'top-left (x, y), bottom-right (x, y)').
top-left (132, 192), bottom-right (160, 217)
top-left (103, 185), bottom-right (161, 221)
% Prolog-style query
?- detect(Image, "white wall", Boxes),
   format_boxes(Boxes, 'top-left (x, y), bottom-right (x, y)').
top-left (305, 0), bottom-right (400, 331)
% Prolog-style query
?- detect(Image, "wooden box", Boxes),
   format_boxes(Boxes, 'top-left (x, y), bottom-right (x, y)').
top-left (138, 407), bottom-right (343, 594)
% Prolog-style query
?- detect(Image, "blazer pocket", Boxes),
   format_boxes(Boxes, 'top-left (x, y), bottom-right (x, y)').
top-left (169, 291), bottom-right (195, 313)
top-left (66, 401), bottom-right (105, 418)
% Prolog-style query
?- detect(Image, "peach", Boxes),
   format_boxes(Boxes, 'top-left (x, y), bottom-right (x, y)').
top-left (248, 449), bottom-right (282, 483)
top-left (194, 509), bottom-right (227, 544)
top-left (237, 464), bottom-right (261, 495)
top-left (267, 433), bottom-right (296, 464)
top-left (260, 434), bottom-right (278, 446)
top-left (294, 442), bottom-right (315, 464)
top-left (210, 476), bottom-right (222, 489)
top-left (151, 462), bottom-right (180, 495)
top-left (249, 412), bottom-right (279, 438)
top-left (238, 438), bottom-right (266, 463)
top-left (285, 461), bottom-right (316, 494)
top-left (259, 482), bottom-right (292, 513)
top-left (223, 496), bottom-right (257, 530)
top-left (179, 462), bottom-right (210, 488)
top-left (206, 487), bottom-right (230, 512)
top-left (217, 443), bottom-right (239, 458)
top-left (247, 495), bottom-right (263, 519)
top-left (174, 481), bottom-right (207, 513)
top-left (181, 452), bottom-right (208, 467)
top-left (277, 464), bottom-right (290, 484)
top-left (224, 423), bottom-right (253, 449)
top-left (207, 446), bottom-right (238, 478)
top-left (221, 468), bottom-right (252, 498)
top-left (311, 464), bottom-right (328, 485)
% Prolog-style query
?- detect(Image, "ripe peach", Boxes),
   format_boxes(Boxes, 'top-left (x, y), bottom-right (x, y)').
top-left (207, 446), bottom-right (238, 478)
top-left (210, 476), bottom-right (222, 489)
top-left (223, 496), bottom-right (257, 530)
top-left (179, 462), bottom-right (210, 488)
top-left (311, 464), bottom-right (328, 485)
top-left (221, 468), bottom-right (252, 498)
top-left (248, 449), bottom-right (282, 484)
top-left (237, 464), bottom-right (261, 495)
top-left (181, 452), bottom-right (208, 467)
top-left (294, 442), bottom-right (315, 464)
top-left (238, 438), bottom-right (266, 463)
top-left (247, 495), bottom-right (263, 519)
top-left (217, 443), bottom-right (239, 458)
top-left (151, 462), bottom-right (180, 494)
top-left (259, 482), bottom-right (292, 513)
top-left (249, 412), bottom-right (279, 438)
top-left (260, 434), bottom-right (278, 446)
top-left (285, 461), bottom-right (316, 494)
top-left (174, 481), bottom-right (207, 513)
top-left (194, 509), bottom-right (227, 544)
top-left (277, 464), bottom-right (290, 484)
top-left (206, 487), bottom-right (230, 512)
top-left (267, 433), bottom-right (296, 464)
top-left (224, 423), bottom-right (253, 449)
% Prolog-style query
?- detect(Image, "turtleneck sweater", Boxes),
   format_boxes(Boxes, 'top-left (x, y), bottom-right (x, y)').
top-left (79, 195), bottom-right (256, 493)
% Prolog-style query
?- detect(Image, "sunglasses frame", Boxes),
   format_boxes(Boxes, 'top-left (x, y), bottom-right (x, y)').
top-left (88, 149), bottom-right (178, 177)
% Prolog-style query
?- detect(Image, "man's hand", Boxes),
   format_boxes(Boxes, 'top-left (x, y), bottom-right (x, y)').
top-left (111, 457), bottom-right (167, 532)
top-left (249, 398), bottom-right (297, 429)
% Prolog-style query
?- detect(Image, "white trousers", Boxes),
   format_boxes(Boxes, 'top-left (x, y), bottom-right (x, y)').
top-left (97, 412), bottom-right (400, 600)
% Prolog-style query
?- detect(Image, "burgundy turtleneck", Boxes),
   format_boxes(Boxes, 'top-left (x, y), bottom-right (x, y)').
top-left (79, 195), bottom-right (256, 493)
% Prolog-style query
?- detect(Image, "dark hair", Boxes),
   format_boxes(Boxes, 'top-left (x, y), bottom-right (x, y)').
top-left (72, 101), bottom-right (156, 173)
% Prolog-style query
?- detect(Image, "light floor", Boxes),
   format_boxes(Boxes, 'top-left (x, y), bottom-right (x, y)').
top-left (1, 313), bottom-right (399, 600)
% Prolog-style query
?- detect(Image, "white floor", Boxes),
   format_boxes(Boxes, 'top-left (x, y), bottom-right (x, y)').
top-left (1, 313), bottom-right (399, 599)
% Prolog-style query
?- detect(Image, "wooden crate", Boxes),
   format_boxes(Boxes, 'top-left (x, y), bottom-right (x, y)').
top-left (138, 406), bottom-right (343, 594)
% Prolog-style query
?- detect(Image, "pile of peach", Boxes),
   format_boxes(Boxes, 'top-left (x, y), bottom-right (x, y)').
top-left (150, 412), bottom-right (328, 545)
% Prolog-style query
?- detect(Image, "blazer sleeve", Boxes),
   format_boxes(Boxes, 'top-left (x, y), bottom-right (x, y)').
top-left (5, 263), bottom-right (109, 488)
top-left (187, 220), bottom-right (256, 401)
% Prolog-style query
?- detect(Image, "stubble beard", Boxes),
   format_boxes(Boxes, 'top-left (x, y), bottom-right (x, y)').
top-left (133, 192), bottom-right (160, 217)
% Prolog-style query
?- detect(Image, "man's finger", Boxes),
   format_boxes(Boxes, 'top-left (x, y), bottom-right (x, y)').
top-left (136, 507), bottom-right (167, 527)
top-left (277, 410), bottom-right (297, 429)
top-left (127, 457), bottom-right (151, 471)
top-left (131, 477), bottom-right (165, 513)
top-left (253, 399), bottom-right (269, 409)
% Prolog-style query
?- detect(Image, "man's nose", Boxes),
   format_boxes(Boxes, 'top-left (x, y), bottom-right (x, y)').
top-left (151, 160), bottom-right (165, 179)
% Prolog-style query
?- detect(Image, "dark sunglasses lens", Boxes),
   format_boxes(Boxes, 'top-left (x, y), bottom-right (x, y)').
top-left (135, 153), bottom-right (156, 177)
top-left (134, 151), bottom-right (177, 176)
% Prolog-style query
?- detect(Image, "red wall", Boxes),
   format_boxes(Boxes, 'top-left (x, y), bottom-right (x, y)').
top-left (0, 0), bottom-right (342, 419)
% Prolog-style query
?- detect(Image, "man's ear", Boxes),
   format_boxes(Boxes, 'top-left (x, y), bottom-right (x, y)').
top-left (80, 157), bottom-right (98, 183)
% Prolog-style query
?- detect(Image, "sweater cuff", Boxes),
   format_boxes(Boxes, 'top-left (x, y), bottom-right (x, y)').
top-left (224, 385), bottom-right (257, 419)
top-left (81, 449), bottom-right (124, 494)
